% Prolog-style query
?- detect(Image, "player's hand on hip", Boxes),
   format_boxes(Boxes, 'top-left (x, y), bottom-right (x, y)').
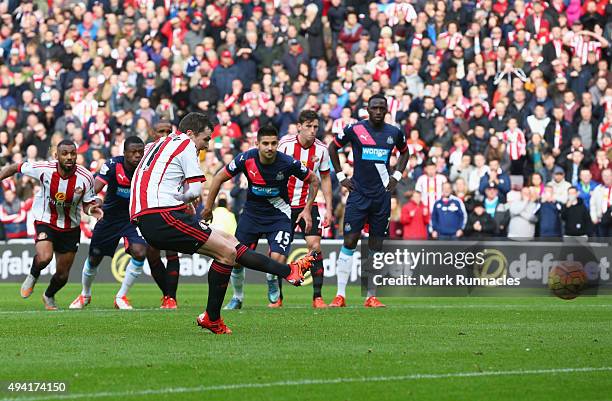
top-left (297, 209), bottom-right (312, 233)
top-left (201, 207), bottom-right (213, 223)
top-left (386, 177), bottom-right (399, 192)
top-left (341, 178), bottom-right (355, 191)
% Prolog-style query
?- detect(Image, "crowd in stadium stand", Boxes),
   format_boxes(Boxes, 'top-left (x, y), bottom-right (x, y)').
top-left (0, 0), bottom-right (611, 241)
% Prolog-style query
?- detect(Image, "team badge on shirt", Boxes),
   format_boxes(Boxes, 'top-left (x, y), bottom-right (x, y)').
top-left (386, 136), bottom-right (394, 145)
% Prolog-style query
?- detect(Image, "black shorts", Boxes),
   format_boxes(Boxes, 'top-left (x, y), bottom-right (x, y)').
top-left (90, 217), bottom-right (147, 258)
top-left (35, 222), bottom-right (80, 254)
top-left (136, 210), bottom-right (212, 255)
top-left (291, 206), bottom-right (322, 237)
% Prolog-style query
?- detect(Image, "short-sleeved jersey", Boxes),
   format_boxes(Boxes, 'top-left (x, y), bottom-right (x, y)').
top-left (96, 156), bottom-right (134, 219)
top-left (19, 161), bottom-right (95, 230)
top-left (130, 132), bottom-right (206, 220)
top-left (278, 135), bottom-right (330, 208)
top-left (333, 120), bottom-right (408, 197)
top-left (225, 149), bottom-right (312, 221)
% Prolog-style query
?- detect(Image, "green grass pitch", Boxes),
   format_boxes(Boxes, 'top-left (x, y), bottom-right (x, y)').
top-left (1, 282), bottom-right (611, 401)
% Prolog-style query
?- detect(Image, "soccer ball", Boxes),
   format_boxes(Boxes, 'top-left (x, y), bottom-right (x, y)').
top-left (547, 261), bottom-right (587, 300)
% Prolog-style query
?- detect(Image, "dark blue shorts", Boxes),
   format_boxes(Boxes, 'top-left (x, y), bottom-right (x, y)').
top-left (343, 190), bottom-right (391, 237)
top-left (235, 212), bottom-right (293, 256)
top-left (90, 217), bottom-right (147, 258)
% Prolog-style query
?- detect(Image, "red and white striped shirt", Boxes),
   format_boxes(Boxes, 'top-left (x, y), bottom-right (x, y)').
top-left (569, 33), bottom-right (603, 64)
top-left (386, 96), bottom-right (400, 123)
top-left (438, 31), bottom-right (463, 50)
top-left (278, 135), bottom-right (330, 208)
top-left (19, 161), bottom-right (95, 230)
top-left (130, 132), bottom-right (206, 219)
top-left (415, 174), bottom-right (447, 212)
top-left (502, 129), bottom-right (527, 160)
top-left (332, 117), bottom-right (357, 135)
top-left (385, 2), bottom-right (417, 26)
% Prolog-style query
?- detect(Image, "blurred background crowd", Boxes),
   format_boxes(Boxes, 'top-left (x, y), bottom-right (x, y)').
top-left (0, 0), bottom-right (611, 241)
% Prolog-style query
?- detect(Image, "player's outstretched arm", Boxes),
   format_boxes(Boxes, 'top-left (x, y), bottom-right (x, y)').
top-left (328, 140), bottom-right (354, 191)
top-left (202, 169), bottom-right (232, 222)
top-left (0, 163), bottom-right (20, 181)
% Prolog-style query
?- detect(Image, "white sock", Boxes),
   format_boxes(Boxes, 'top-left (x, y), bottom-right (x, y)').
top-left (231, 267), bottom-right (245, 301)
top-left (116, 258), bottom-right (144, 298)
top-left (81, 259), bottom-right (97, 297)
top-left (336, 246), bottom-right (355, 297)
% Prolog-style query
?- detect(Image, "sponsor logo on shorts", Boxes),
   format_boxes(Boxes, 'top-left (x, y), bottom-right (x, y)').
top-left (199, 221), bottom-right (209, 231)
top-left (37, 232), bottom-right (48, 240)
top-left (344, 223), bottom-right (351, 232)
top-left (361, 147), bottom-right (390, 162)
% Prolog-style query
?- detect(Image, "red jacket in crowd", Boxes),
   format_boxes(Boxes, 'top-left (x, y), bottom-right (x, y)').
top-left (400, 200), bottom-right (430, 240)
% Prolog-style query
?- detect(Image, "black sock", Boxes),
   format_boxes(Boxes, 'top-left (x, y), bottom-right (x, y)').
top-left (165, 253), bottom-right (180, 299)
top-left (30, 256), bottom-right (45, 279)
top-left (148, 257), bottom-right (167, 296)
top-left (45, 273), bottom-right (67, 298)
top-left (206, 261), bottom-right (232, 321)
top-left (312, 253), bottom-right (324, 299)
top-left (235, 244), bottom-right (290, 277)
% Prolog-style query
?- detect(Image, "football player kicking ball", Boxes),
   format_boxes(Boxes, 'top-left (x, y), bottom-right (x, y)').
top-left (328, 94), bottom-right (410, 308)
top-left (0, 140), bottom-right (102, 310)
top-left (202, 124), bottom-right (320, 309)
top-left (69, 136), bottom-right (146, 310)
top-left (130, 113), bottom-right (316, 334)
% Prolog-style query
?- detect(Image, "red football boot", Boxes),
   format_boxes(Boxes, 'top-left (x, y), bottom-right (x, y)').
top-left (197, 312), bottom-right (232, 334)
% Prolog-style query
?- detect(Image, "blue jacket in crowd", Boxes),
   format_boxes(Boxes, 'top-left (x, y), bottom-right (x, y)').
top-left (535, 201), bottom-right (563, 237)
top-left (431, 195), bottom-right (467, 236)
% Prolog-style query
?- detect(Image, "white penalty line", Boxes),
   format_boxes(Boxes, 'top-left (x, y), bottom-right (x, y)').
top-left (1, 367), bottom-right (611, 401)
top-left (2, 303), bottom-right (612, 315)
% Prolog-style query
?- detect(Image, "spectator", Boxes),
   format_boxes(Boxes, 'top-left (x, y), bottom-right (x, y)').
top-left (508, 186), bottom-right (539, 239)
top-left (415, 159), bottom-right (447, 212)
top-left (431, 182), bottom-right (467, 240)
top-left (0, 190), bottom-right (32, 239)
top-left (464, 201), bottom-right (497, 239)
top-left (562, 186), bottom-right (593, 237)
top-left (550, 166), bottom-right (572, 203)
top-left (589, 168), bottom-right (612, 237)
top-left (577, 168), bottom-right (598, 208)
top-left (400, 191), bottom-right (429, 240)
top-left (535, 185), bottom-right (563, 237)
top-left (479, 159), bottom-right (511, 202)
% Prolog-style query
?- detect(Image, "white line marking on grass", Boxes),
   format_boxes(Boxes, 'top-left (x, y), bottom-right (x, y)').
top-left (1, 367), bottom-right (611, 401)
top-left (1, 303), bottom-right (612, 315)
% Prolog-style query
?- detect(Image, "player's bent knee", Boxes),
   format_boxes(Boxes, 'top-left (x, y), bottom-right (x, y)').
top-left (55, 271), bottom-right (69, 283)
top-left (218, 247), bottom-right (237, 266)
top-left (130, 247), bottom-right (147, 262)
top-left (38, 254), bottom-right (53, 267)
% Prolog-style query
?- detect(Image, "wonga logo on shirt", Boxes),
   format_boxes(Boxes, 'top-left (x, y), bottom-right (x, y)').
top-left (251, 186), bottom-right (280, 197)
top-left (362, 147), bottom-right (390, 162)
